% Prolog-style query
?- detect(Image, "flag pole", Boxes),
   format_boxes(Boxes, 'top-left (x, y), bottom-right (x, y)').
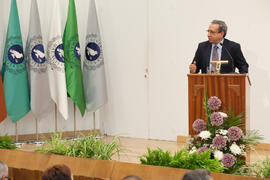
top-left (55, 103), bottom-right (58, 133)
top-left (93, 112), bottom-right (96, 136)
top-left (35, 118), bottom-right (39, 141)
top-left (74, 103), bottom-right (76, 138)
top-left (15, 123), bottom-right (18, 142)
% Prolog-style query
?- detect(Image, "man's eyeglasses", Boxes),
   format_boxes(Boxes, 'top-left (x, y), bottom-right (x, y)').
top-left (206, 30), bottom-right (219, 34)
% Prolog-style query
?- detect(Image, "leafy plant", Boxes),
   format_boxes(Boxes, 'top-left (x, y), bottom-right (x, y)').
top-left (170, 150), bottom-right (225, 172)
top-left (36, 133), bottom-right (121, 160)
top-left (92, 136), bottom-right (121, 160)
top-left (0, 134), bottom-right (17, 149)
top-left (66, 135), bottom-right (121, 160)
top-left (140, 148), bottom-right (225, 173)
top-left (36, 132), bottom-right (68, 155)
top-left (140, 147), bottom-right (172, 166)
top-left (236, 156), bottom-right (270, 179)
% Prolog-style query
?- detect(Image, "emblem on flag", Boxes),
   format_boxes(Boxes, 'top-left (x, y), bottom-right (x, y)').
top-left (74, 43), bottom-right (81, 60)
top-left (5, 37), bottom-right (27, 75)
top-left (84, 34), bottom-right (104, 70)
top-left (26, 36), bottom-right (47, 73)
top-left (65, 37), bottom-right (81, 68)
top-left (47, 36), bottom-right (65, 72)
top-left (8, 45), bottom-right (24, 64)
top-left (55, 44), bottom-right (65, 62)
top-left (32, 44), bottom-right (45, 64)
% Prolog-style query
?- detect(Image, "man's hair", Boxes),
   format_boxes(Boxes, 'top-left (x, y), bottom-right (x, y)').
top-left (0, 160), bottom-right (8, 178)
top-left (42, 164), bottom-right (72, 180)
top-left (182, 169), bottom-right (212, 180)
top-left (211, 20), bottom-right (227, 37)
top-left (122, 175), bottom-right (143, 180)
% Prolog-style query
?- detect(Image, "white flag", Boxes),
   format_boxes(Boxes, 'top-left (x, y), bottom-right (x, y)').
top-left (25, 0), bottom-right (52, 119)
top-left (83, 0), bottom-right (108, 112)
top-left (47, 0), bottom-right (68, 120)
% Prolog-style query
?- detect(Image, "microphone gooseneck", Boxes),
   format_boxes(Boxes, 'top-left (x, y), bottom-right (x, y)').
top-left (220, 42), bottom-right (235, 72)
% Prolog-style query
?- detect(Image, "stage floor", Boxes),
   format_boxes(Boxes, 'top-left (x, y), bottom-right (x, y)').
top-left (19, 136), bottom-right (270, 164)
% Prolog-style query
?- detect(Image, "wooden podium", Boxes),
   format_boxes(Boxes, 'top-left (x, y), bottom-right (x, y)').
top-left (188, 74), bottom-right (251, 135)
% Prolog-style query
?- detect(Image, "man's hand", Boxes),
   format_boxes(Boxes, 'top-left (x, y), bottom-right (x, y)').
top-left (189, 61), bottom-right (197, 73)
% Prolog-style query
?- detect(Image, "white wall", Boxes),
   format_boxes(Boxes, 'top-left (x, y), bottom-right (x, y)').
top-left (1, 0), bottom-right (270, 143)
top-left (147, 0), bottom-right (270, 142)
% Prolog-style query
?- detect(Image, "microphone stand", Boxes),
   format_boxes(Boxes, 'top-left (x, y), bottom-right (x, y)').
top-left (220, 42), bottom-right (235, 72)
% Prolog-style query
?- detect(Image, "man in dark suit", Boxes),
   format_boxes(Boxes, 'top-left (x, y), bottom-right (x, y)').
top-left (189, 20), bottom-right (249, 74)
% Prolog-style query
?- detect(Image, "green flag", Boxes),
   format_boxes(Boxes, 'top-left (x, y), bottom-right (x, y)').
top-left (1, 0), bottom-right (30, 123)
top-left (63, 0), bottom-right (86, 116)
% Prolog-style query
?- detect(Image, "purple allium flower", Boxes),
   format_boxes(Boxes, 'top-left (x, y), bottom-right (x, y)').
top-left (210, 112), bottom-right (223, 126)
top-left (198, 147), bottom-right (209, 154)
top-left (208, 96), bottom-right (222, 110)
top-left (222, 153), bottom-right (236, 167)
top-left (212, 136), bottom-right (227, 149)
top-left (228, 126), bottom-right (243, 141)
top-left (192, 119), bottom-right (207, 132)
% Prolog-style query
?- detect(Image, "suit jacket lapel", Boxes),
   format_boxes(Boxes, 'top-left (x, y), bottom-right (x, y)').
top-left (221, 39), bottom-right (228, 60)
top-left (206, 41), bottom-right (212, 66)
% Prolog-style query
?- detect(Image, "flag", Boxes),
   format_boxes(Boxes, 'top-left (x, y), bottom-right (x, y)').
top-left (63, 0), bottom-right (86, 116)
top-left (1, 0), bottom-right (30, 123)
top-left (0, 74), bottom-right (7, 122)
top-left (83, 0), bottom-right (108, 112)
top-left (47, 0), bottom-right (69, 120)
top-left (25, 0), bottom-right (51, 119)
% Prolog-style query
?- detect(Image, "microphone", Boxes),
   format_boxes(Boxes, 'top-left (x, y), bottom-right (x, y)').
top-left (220, 42), bottom-right (235, 73)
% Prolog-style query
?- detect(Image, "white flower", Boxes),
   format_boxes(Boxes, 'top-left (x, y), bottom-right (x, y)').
top-left (214, 150), bottom-right (224, 160)
top-left (189, 147), bottom-right (197, 154)
top-left (219, 112), bottom-right (228, 118)
top-left (199, 130), bottom-right (211, 140)
top-left (219, 129), bottom-right (228, 135)
top-left (230, 143), bottom-right (242, 155)
top-left (240, 144), bottom-right (245, 150)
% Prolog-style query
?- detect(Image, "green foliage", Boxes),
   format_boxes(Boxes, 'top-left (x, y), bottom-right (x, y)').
top-left (261, 157), bottom-right (270, 178)
top-left (140, 148), bottom-right (225, 173)
top-left (203, 91), bottom-right (211, 129)
top-left (243, 130), bottom-right (264, 149)
top-left (235, 156), bottom-right (270, 179)
top-left (169, 150), bottom-right (226, 173)
top-left (36, 133), bottom-right (121, 160)
top-left (91, 136), bottom-right (121, 160)
top-left (36, 132), bottom-right (68, 155)
top-left (140, 147), bottom-right (172, 166)
top-left (0, 134), bottom-right (17, 149)
top-left (226, 109), bottom-right (244, 128)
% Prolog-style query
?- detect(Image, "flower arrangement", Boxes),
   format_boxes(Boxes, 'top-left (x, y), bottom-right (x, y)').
top-left (188, 95), bottom-right (263, 173)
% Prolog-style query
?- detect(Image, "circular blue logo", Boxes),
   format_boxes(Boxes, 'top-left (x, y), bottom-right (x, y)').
top-left (31, 44), bottom-right (46, 64)
top-left (55, 44), bottom-right (64, 63)
top-left (8, 45), bottom-right (24, 64)
top-left (85, 42), bottom-right (100, 61)
top-left (74, 43), bottom-right (81, 60)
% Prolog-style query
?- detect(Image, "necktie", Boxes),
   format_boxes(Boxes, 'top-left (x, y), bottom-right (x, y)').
top-left (211, 45), bottom-right (219, 73)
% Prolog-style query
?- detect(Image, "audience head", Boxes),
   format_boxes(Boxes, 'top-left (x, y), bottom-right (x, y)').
top-left (122, 175), bottom-right (142, 180)
top-left (182, 169), bottom-right (212, 180)
top-left (0, 161), bottom-right (8, 180)
top-left (42, 164), bottom-right (72, 180)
